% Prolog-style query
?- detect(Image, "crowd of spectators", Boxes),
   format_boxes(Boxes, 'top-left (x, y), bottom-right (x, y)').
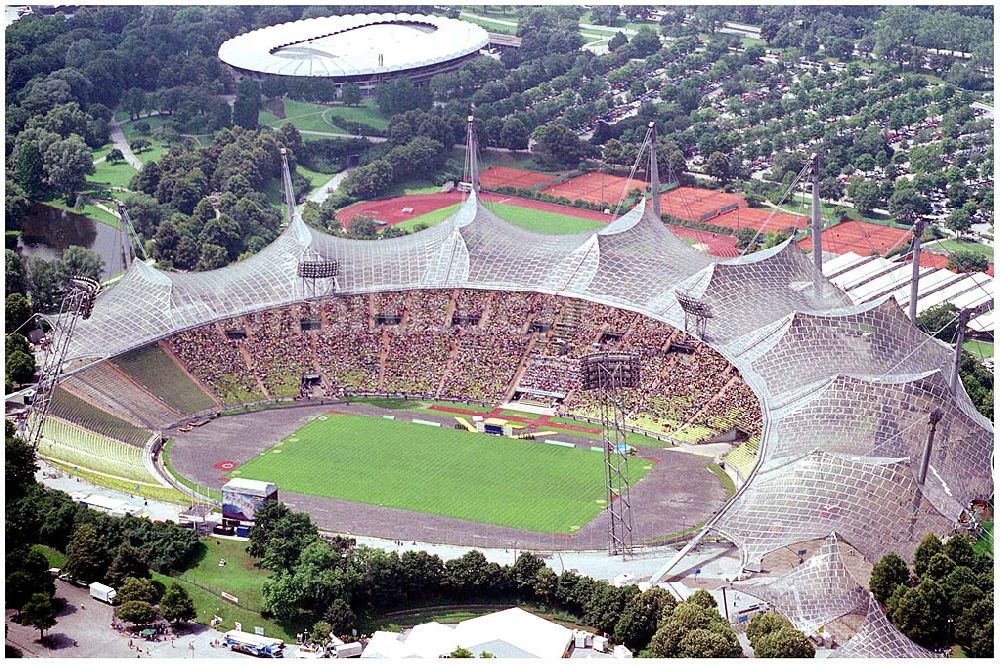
top-left (168, 325), bottom-right (263, 403)
top-left (161, 290), bottom-right (763, 437)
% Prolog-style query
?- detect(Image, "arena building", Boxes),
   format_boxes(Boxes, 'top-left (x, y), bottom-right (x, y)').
top-left (217, 12), bottom-right (489, 89)
top-left (40, 165), bottom-right (992, 657)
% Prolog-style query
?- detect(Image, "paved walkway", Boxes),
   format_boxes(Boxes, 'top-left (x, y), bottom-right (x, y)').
top-left (306, 169), bottom-right (352, 205)
top-left (108, 119), bottom-right (143, 170)
top-left (4, 580), bottom-right (244, 659)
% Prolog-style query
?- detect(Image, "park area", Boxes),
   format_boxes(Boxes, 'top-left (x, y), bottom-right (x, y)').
top-left (233, 413), bottom-right (651, 533)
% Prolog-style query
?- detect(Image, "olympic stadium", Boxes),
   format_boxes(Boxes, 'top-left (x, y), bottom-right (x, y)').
top-left (33, 132), bottom-right (993, 657)
top-left (217, 13), bottom-right (489, 87)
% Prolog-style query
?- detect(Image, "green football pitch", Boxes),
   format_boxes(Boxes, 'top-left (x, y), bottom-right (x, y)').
top-left (235, 413), bottom-right (653, 533)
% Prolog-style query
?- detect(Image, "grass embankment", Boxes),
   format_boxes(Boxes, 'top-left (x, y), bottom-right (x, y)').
top-left (925, 238), bottom-right (994, 260)
top-left (88, 143), bottom-right (138, 190)
top-left (973, 521), bottom-right (993, 558)
top-left (963, 339), bottom-right (993, 361)
top-left (397, 202), bottom-right (605, 235)
top-left (261, 98), bottom-right (389, 135)
top-left (235, 413), bottom-right (651, 533)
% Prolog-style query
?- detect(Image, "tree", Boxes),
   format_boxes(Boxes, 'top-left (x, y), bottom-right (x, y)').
top-left (65, 523), bottom-right (109, 583)
top-left (117, 577), bottom-right (160, 605)
top-left (196, 244), bottom-right (228, 271)
top-left (131, 138), bottom-right (152, 154)
top-left (13, 141), bottom-right (46, 198)
top-left (120, 87), bottom-right (145, 120)
top-left (324, 598), bottom-right (356, 637)
top-left (6, 423), bottom-right (38, 496)
top-left (500, 118), bottom-right (530, 151)
top-left (869, 552), bottom-right (911, 604)
top-left (629, 27), bottom-right (661, 58)
top-left (848, 177), bottom-right (880, 216)
top-left (61, 246), bottom-right (103, 281)
top-left (942, 534), bottom-right (975, 569)
top-left (650, 602), bottom-right (742, 658)
top-left (105, 148), bottom-right (125, 164)
top-left (105, 545), bottom-right (150, 588)
top-left (341, 83), bottom-right (362, 107)
top-left (609, 31), bottom-right (629, 52)
top-left (449, 647), bottom-right (474, 658)
top-left (6, 250), bottom-right (28, 297)
top-left (6, 179), bottom-right (32, 230)
top-left (159, 583), bottom-right (196, 624)
top-left (754, 626), bottom-right (816, 658)
top-left (746, 612), bottom-right (792, 645)
top-left (5, 293), bottom-right (33, 335)
top-left (614, 587), bottom-right (675, 651)
top-left (43, 135), bottom-right (94, 196)
top-left (686, 589), bottom-right (717, 609)
top-left (5, 349), bottom-right (36, 386)
top-left (916, 304), bottom-right (959, 343)
top-left (5, 549), bottom-right (54, 612)
top-left (15, 593), bottom-right (57, 639)
top-left (117, 600), bottom-right (155, 625)
top-left (233, 78), bottom-right (261, 130)
top-left (375, 78), bottom-right (432, 116)
top-left (924, 552), bottom-right (956, 581)
top-left (947, 249), bottom-right (989, 274)
top-left (534, 123), bottom-right (590, 168)
top-left (888, 183), bottom-right (929, 224)
top-left (705, 151), bottom-right (733, 185)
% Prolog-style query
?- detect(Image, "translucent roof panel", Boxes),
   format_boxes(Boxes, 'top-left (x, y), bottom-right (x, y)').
top-left (713, 450), bottom-right (956, 567)
top-left (884, 268), bottom-right (964, 309)
top-left (821, 251), bottom-right (870, 278)
top-left (915, 272), bottom-right (992, 314)
top-left (766, 370), bottom-right (992, 518)
top-left (831, 595), bottom-right (940, 659)
top-left (733, 298), bottom-right (956, 399)
top-left (732, 534), bottom-right (868, 635)
top-left (675, 240), bottom-right (853, 345)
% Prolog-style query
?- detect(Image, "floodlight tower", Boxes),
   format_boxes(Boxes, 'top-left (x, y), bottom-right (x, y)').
top-left (580, 352), bottom-right (641, 557)
top-left (23, 276), bottom-right (101, 452)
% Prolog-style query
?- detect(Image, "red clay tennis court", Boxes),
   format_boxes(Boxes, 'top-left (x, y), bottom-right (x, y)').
top-left (541, 172), bottom-right (649, 206)
top-left (712, 207), bottom-right (809, 235)
top-left (480, 166), bottom-right (555, 190)
top-left (658, 186), bottom-right (746, 222)
top-left (794, 219), bottom-right (913, 256)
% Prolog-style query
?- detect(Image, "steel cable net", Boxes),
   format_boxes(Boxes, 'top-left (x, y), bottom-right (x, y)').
top-left (830, 595), bottom-right (941, 659)
top-left (714, 449), bottom-right (956, 567)
top-left (733, 298), bottom-right (957, 398)
top-left (65, 195), bottom-right (992, 600)
top-left (765, 370), bottom-right (992, 518)
top-left (732, 534), bottom-right (869, 636)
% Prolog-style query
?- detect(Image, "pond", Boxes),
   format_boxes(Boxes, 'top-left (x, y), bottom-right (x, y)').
top-left (16, 203), bottom-right (127, 279)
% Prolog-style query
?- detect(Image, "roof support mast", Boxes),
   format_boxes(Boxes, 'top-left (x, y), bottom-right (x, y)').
top-left (465, 112), bottom-right (480, 194)
top-left (648, 122), bottom-right (660, 219)
top-left (810, 153), bottom-right (822, 279)
top-left (280, 147), bottom-right (296, 224)
top-left (908, 218), bottom-right (927, 324)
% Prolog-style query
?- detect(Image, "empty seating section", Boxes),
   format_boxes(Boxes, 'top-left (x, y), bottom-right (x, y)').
top-left (724, 435), bottom-right (762, 480)
top-left (169, 325), bottom-right (264, 405)
top-left (60, 362), bottom-right (178, 428)
top-left (148, 290), bottom-right (761, 441)
top-left (48, 387), bottom-right (153, 448)
top-left (40, 417), bottom-right (152, 482)
top-left (111, 344), bottom-right (216, 415)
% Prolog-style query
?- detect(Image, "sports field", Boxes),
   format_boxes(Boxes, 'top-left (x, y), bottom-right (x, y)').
top-left (235, 413), bottom-right (651, 533)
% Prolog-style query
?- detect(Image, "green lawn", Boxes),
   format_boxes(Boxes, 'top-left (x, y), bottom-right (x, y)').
top-left (974, 521), bottom-right (993, 558)
top-left (926, 239), bottom-right (994, 260)
top-left (398, 202), bottom-right (606, 235)
top-left (235, 414), bottom-right (651, 533)
top-left (154, 538), bottom-right (298, 641)
top-left (119, 116), bottom-right (172, 164)
top-left (42, 198), bottom-right (121, 230)
top-left (33, 544), bottom-right (67, 568)
top-left (88, 144), bottom-right (138, 190)
top-left (964, 339), bottom-right (994, 361)
top-left (261, 98), bottom-right (390, 135)
top-left (322, 100), bottom-right (389, 132)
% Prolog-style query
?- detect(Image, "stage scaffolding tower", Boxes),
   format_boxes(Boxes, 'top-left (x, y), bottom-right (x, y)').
top-left (580, 352), bottom-right (641, 557)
